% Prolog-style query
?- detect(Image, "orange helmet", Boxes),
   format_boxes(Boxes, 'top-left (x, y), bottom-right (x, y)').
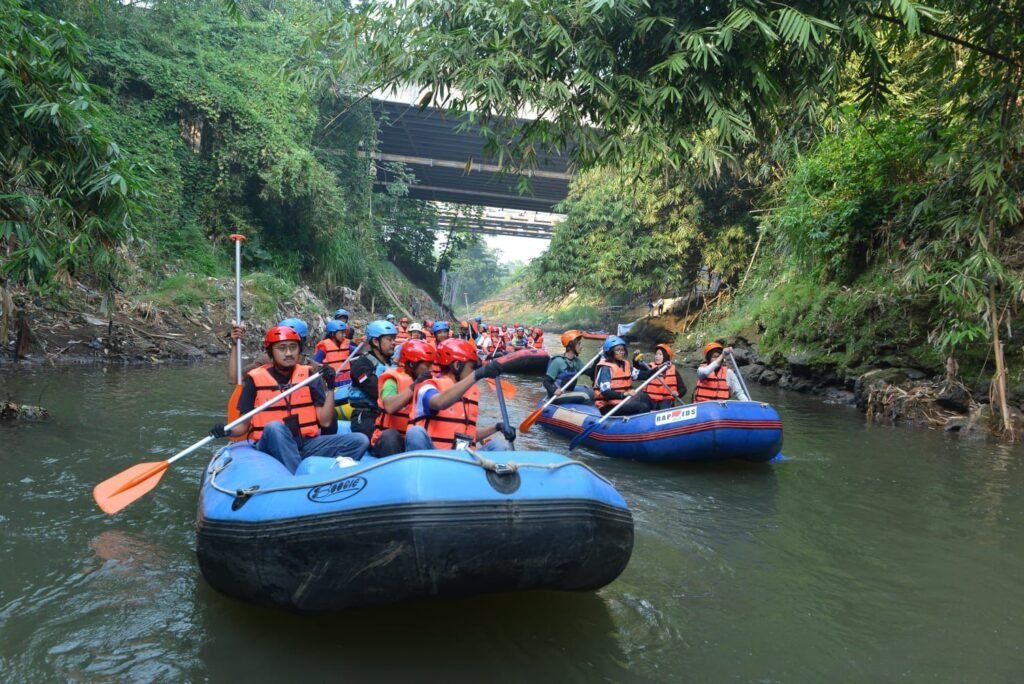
top-left (560, 329), bottom-right (584, 348)
top-left (399, 339), bottom-right (436, 366)
top-left (436, 338), bottom-right (478, 366)
top-left (264, 325), bottom-right (301, 353)
top-left (655, 343), bottom-right (673, 361)
top-left (703, 342), bottom-right (724, 360)
top-left (459, 321), bottom-right (469, 329)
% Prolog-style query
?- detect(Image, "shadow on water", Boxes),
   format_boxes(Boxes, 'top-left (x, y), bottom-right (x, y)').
top-left (195, 586), bottom-right (630, 683)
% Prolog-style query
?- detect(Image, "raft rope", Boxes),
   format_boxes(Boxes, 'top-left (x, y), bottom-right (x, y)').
top-left (207, 446), bottom-right (613, 500)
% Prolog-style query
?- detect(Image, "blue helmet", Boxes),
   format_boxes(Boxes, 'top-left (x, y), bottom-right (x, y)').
top-left (473, 315), bottom-right (483, 322)
top-left (325, 320), bottom-right (347, 335)
top-left (602, 335), bottom-right (627, 354)
top-left (278, 317), bottom-right (309, 340)
top-left (385, 313), bottom-right (396, 322)
top-left (431, 320), bottom-right (450, 334)
top-left (366, 320), bottom-right (398, 339)
top-left (333, 308), bottom-right (349, 319)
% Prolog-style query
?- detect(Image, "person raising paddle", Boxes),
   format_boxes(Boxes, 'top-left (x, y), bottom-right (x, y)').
top-left (694, 342), bottom-right (749, 402)
top-left (209, 325), bottom-right (368, 473)
top-left (634, 343), bottom-right (687, 410)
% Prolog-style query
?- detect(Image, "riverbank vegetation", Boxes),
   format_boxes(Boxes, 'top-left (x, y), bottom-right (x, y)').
top-left (328, 0), bottom-right (1024, 436)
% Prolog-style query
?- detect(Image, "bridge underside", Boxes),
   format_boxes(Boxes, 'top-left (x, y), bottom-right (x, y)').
top-left (371, 100), bottom-right (572, 214)
top-left (435, 209), bottom-right (558, 239)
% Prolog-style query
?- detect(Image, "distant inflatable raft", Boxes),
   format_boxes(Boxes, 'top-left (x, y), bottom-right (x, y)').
top-left (490, 347), bottom-right (550, 374)
top-left (196, 444), bottom-right (635, 612)
top-left (537, 400), bottom-right (784, 463)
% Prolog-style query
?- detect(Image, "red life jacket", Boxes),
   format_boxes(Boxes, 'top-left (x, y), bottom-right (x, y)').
top-left (410, 375), bottom-right (480, 449)
top-left (247, 364), bottom-right (320, 441)
top-left (594, 359), bottom-right (633, 410)
top-left (372, 368), bottom-right (415, 445)
top-left (694, 364), bottom-right (730, 402)
top-left (314, 336), bottom-right (351, 385)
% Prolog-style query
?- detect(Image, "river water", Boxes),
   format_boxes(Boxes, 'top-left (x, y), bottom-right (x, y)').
top-left (2, 349), bottom-right (1023, 682)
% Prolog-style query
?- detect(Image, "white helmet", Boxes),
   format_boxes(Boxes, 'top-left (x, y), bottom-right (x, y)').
top-left (408, 322), bottom-right (423, 333)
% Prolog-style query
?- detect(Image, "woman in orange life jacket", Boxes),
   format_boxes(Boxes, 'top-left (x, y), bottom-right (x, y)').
top-left (372, 339), bottom-right (437, 457)
top-left (395, 316), bottom-right (412, 344)
top-left (499, 323), bottom-right (512, 344)
top-left (593, 335), bottom-right (655, 416)
top-left (312, 320), bottom-right (352, 388)
top-left (209, 326), bottom-right (369, 473)
top-left (634, 343), bottom-right (688, 410)
top-left (405, 338), bottom-right (514, 451)
top-left (694, 342), bottom-right (750, 402)
top-left (527, 326), bottom-right (545, 349)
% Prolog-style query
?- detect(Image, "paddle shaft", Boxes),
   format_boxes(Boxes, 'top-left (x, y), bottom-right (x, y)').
top-left (539, 351), bottom-right (601, 412)
top-left (569, 362), bottom-right (671, 450)
top-left (230, 234), bottom-right (246, 386)
top-left (728, 352), bottom-right (751, 399)
top-left (171, 370), bottom-right (325, 466)
top-left (653, 370), bottom-right (682, 404)
top-left (492, 365), bottom-right (514, 445)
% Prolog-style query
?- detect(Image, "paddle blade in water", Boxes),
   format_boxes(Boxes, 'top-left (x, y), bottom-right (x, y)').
top-left (519, 406), bottom-right (543, 433)
top-left (93, 461), bottom-right (169, 515)
top-left (485, 378), bottom-right (518, 399)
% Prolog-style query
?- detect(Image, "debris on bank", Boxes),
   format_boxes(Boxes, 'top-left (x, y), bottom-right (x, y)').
top-left (1, 401), bottom-right (49, 421)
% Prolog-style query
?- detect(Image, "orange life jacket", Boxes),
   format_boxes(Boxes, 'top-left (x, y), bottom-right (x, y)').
top-left (314, 336), bottom-right (351, 384)
top-left (372, 368), bottom-right (415, 445)
top-left (395, 327), bottom-right (410, 344)
top-left (645, 366), bottom-right (680, 402)
top-left (694, 364), bottom-right (730, 402)
top-left (247, 364), bottom-right (320, 442)
top-left (411, 375), bottom-right (480, 448)
top-left (529, 333), bottom-right (544, 348)
top-left (594, 359), bottom-right (633, 410)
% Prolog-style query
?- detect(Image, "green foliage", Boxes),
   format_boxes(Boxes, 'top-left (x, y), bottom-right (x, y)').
top-left (313, 0), bottom-right (932, 176)
top-left (768, 117), bottom-right (929, 283)
top-left (0, 0), bottom-right (145, 289)
top-left (446, 238), bottom-right (509, 305)
top-left (529, 165), bottom-right (754, 300)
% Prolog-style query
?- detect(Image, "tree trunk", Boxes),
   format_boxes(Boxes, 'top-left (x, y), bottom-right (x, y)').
top-left (989, 284), bottom-right (1015, 441)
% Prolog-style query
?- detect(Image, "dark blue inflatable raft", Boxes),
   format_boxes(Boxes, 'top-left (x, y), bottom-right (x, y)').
top-left (536, 400), bottom-right (784, 463)
top-left (196, 444), bottom-right (634, 612)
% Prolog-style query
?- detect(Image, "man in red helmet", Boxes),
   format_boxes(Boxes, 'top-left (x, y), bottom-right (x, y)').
top-left (209, 326), bottom-right (369, 472)
top-left (395, 316), bottom-right (411, 344)
top-left (371, 339), bottom-right (437, 457)
top-left (405, 338), bottom-right (513, 451)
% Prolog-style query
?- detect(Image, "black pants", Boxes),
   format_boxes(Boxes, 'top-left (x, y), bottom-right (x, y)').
top-left (374, 428), bottom-right (405, 458)
top-left (349, 407), bottom-right (378, 440)
top-left (651, 398), bottom-right (676, 411)
top-left (600, 393), bottom-right (653, 416)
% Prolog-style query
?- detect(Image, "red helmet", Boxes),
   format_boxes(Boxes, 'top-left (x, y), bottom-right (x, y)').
top-left (399, 316), bottom-right (410, 324)
top-left (264, 325), bottom-right (301, 353)
top-left (490, 325), bottom-right (500, 333)
top-left (532, 326), bottom-right (543, 335)
top-left (399, 339), bottom-right (436, 366)
top-left (436, 338), bottom-right (478, 366)
top-left (514, 322), bottom-right (521, 328)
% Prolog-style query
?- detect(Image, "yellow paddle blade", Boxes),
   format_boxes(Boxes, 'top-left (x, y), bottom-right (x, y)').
top-left (93, 461), bottom-right (170, 515)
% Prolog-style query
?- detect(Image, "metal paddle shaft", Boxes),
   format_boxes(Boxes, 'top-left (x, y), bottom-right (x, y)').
top-left (230, 234), bottom-right (246, 385)
top-left (492, 367), bottom-right (514, 446)
top-left (520, 350), bottom-right (602, 432)
top-left (728, 352), bottom-right (751, 400)
top-left (569, 362), bottom-right (672, 451)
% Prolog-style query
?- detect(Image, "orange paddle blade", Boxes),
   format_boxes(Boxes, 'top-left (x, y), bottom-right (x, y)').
top-left (485, 377), bottom-right (518, 399)
top-left (93, 461), bottom-right (170, 515)
top-left (519, 406), bottom-right (544, 433)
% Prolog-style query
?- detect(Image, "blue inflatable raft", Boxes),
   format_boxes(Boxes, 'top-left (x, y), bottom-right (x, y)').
top-left (196, 444), bottom-right (634, 612)
top-left (536, 400), bottom-right (784, 463)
